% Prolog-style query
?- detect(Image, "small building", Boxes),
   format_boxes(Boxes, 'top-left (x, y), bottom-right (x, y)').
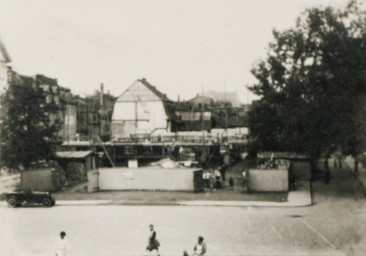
top-left (56, 151), bottom-right (97, 171)
top-left (56, 151), bottom-right (97, 183)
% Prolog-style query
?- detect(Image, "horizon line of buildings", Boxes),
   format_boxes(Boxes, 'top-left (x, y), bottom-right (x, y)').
top-left (1, 39), bottom-right (251, 144)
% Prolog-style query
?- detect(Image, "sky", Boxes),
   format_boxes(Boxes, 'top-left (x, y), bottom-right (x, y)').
top-left (0, 0), bottom-right (350, 103)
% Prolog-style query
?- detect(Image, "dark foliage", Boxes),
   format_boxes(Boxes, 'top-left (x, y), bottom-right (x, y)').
top-left (248, 0), bottom-right (366, 158)
top-left (1, 81), bottom-right (62, 169)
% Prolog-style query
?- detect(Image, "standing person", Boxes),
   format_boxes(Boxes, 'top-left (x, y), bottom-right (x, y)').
top-left (193, 236), bottom-right (207, 256)
top-left (55, 231), bottom-right (71, 256)
top-left (229, 177), bottom-right (234, 190)
top-left (146, 224), bottom-right (160, 256)
top-left (242, 169), bottom-right (248, 191)
top-left (324, 168), bottom-right (331, 185)
top-left (214, 169), bottom-right (222, 189)
top-left (219, 165), bottom-right (227, 181)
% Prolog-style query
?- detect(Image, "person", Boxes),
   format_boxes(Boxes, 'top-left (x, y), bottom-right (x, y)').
top-left (214, 169), bottom-right (222, 189)
top-left (203, 172), bottom-right (211, 188)
top-left (229, 177), bottom-right (234, 190)
top-left (146, 224), bottom-right (160, 256)
top-left (324, 168), bottom-right (330, 185)
top-left (55, 231), bottom-right (71, 256)
top-left (193, 236), bottom-right (207, 256)
top-left (242, 169), bottom-right (248, 190)
top-left (219, 165), bottom-right (227, 181)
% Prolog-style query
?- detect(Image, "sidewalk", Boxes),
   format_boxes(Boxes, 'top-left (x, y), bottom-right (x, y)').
top-left (177, 181), bottom-right (311, 207)
top-left (0, 174), bottom-right (312, 208)
top-left (344, 156), bottom-right (366, 193)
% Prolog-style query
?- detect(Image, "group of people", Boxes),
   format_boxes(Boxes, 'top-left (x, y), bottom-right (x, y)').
top-left (202, 165), bottom-right (229, 189)
top-left (146, 224), bottom-right (207, 256)
top-left (54, 225), bottom-right (207, 256)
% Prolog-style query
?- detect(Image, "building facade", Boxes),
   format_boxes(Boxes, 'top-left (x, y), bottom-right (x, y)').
top-left (35, 74), bottom-right (77, 141)
top-left (0, 38), bottom-right (11, 93)
top-left (112, 79), bottom-right (174, 138)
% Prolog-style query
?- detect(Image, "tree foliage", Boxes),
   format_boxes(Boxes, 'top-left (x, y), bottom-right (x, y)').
top-left (248, 0), bottom-right (366, 158)
top-left (0, 79), bottom-right (62, 169)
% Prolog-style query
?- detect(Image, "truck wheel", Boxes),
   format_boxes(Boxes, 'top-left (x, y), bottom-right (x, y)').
top-left (7, 197), bottom-right (18, 207)
top-left (42, 198), bottom-right (52, 207)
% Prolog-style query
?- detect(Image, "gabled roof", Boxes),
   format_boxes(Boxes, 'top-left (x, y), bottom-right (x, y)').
top-left (0, 38), bottom-right (11, 63)
top-left (116, 78), bottom-right (170, 103)
top-left (138, 78), bottom-right (170, 101)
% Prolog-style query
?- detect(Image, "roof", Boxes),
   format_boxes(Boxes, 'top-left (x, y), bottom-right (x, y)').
top-left (56, 151), bottom-right (93, 159)
top-left (9, 71), bottom-right (35, 87)
top-left (257, 152), bottom-right (310, 160)
top-left (0, 37), bottom-right (11, 63)
top-left (35, 74), bottom-right (58, 86)
top-left (188, 95), bottom-right (215, 105)
top-left (139, 78), bottom-right (169, 101)
top-left (195, 90), bottom-right (241, 107)
top-left (62, 141), bottom-right (91, 146)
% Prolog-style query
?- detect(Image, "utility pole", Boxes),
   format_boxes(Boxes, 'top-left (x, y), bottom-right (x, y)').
top-left (201, 85), bottom-right (204, 145)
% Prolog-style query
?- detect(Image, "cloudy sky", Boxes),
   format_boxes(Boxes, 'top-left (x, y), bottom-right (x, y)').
top-left (0, 0), bottom-right (349, 103)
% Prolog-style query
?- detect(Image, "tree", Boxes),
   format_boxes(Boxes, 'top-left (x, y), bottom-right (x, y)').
top-left (248, 0), bottom-right (366, 159)
top-left (0, 77), bottom-right (61, 169)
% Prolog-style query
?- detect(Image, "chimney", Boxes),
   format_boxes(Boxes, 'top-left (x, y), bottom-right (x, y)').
top-left (100, 83), bottom-right (104, 106)
top-left (177, 95), bottom-right (180, 102)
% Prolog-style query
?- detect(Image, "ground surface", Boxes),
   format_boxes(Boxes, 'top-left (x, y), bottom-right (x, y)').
top-left (0, 160), bottom-right (365, 256)
top-left (54, 187), bottom-right (288, 203)
top-left (0, 205), bottom-right (347, 256)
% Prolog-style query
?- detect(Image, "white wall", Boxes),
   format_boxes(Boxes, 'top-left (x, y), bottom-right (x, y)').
top-left (97, 167), bottom-right (200, 191)
top-left (112, 101), bottom-right (168, 138)
top-left (248, 169), bottom-right (289, 192)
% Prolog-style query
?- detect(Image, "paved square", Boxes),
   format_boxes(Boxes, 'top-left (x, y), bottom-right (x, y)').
top-left (0, 205), bottom-right (344, 256)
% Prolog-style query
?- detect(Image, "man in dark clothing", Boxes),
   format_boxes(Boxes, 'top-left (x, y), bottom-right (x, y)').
top-left (219, 165), bottom-right (227, 181)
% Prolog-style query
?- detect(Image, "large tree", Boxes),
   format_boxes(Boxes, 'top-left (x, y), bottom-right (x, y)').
top-left (0, 77), bottom-right (61, 169)
top-left (248, 0), bottom-right (366, 158)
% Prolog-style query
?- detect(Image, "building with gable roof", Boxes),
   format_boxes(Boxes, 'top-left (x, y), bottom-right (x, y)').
top-left (112, 78), bottom-right (178, 138)
top-left (0, 37), bottom-right (11, 93)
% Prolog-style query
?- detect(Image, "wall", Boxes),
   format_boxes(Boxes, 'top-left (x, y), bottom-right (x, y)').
top-left (87, 170), bottom-right (99, 192)
top-left (112, 101), bottom-right (168, 138)
top-left (96, 167), bottom-right (201, 191)
top-left (21, 170), bottom-right (53, 191)
top-left (63, 104), bottom-right (77, 140)
top-left (248, 169), bottom-right (289, 192)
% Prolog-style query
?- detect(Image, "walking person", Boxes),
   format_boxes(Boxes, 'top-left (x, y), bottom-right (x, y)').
top-left (146, 224), bottom-right (160, 256)
top-left (193, 236), bottom-right (207, 256)
top-left (55, 231), bottom-right (71, 256)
